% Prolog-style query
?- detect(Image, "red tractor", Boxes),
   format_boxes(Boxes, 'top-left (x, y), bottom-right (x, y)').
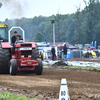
top-left (0, 24), bottom-right (43, 75)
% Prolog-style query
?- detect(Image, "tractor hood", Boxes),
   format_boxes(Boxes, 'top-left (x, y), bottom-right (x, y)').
top-left (15, 42), bottom-right (36, 48)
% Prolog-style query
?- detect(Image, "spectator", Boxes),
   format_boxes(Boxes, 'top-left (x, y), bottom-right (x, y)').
top-left (62, 43), bottom-right (68, 61)
top-left (51, 45), bottom-right (56, 61)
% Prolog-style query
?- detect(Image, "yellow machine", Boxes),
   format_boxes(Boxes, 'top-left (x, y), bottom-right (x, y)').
top-left (0, 24), bottom-right (7, 27)
top-left (82, 50), bottom-right (96, 57)
top-left (0, 24), bottom-right (8, 42)
top-left (35, 43), bottom-right (43, 60)
top-left (39, 51), bottom-right (43, 60)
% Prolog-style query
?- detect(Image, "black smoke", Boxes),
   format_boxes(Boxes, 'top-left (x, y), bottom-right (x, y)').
top-left (0, 0), bottom-right (28, 18)
top-left (0, 3), bottom-right (2, 8)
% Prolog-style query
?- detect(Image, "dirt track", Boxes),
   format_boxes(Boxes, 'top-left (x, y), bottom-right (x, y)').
top-left (0, 66), bottom-right (100, 100)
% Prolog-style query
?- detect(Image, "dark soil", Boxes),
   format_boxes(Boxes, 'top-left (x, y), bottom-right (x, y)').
top-left (0, 67), bottom-right (100, 100)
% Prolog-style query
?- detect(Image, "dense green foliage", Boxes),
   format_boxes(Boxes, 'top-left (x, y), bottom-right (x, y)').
top-left (33, 31), bottom-right (43, 42)
top-left (1, 0), bottom-right (100, 45)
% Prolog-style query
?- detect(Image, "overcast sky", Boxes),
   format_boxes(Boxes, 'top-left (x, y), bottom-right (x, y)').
top-left (0, 0), bottom-right (85, 21)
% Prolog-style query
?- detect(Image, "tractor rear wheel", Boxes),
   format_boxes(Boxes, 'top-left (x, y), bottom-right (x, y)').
top-left (35, 59), bottom-right (43, 75)
top-left (0, 48), bottom-right (10, 74)
top-left (9, 59), bottom-right (17, 75)
top-left (32, 48), bottom-right (39, 59)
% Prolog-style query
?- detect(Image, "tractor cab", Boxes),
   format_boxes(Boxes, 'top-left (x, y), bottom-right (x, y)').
top-left (0, 24), bottom-right (8, 42)
top-left (9, 26), bottom-right (25, 44)
top-left (0, 24), bottom-right (23, 44)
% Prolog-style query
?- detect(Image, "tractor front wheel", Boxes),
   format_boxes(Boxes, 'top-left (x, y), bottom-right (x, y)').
top-left (35, 59), bottom-right (43, 75)
top-left (32, 48), bottom-right (39, 59)
top-left (9, 59), bottom-right (17, 75)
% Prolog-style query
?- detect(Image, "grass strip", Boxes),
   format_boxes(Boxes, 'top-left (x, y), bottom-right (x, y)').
top-left (0, 92), bottom-right (45, 100)
top-left (65, 65), bottom-right (100, 70)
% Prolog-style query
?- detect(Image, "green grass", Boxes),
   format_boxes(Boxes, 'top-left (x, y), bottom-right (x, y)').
top-left (0, 92), bottom-right (45, 100)
top-left (43, 64), bottom-right (49, 66)
top-left (65, 65), bottom-right (100, 70)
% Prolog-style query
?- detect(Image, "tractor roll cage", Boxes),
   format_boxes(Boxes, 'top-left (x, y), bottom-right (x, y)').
top-left (8, 26), bottom-right (25, 43)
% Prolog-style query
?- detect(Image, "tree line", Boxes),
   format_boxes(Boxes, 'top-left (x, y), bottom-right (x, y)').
top-left (0, 0), bottom-right (100, 46)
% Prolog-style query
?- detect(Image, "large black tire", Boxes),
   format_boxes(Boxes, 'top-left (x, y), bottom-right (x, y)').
top-left (41, 55), bottom-right (43, 60)
top-left (0, 48), bottom-right (11, 74)
top-left (32, 48), bottom-right (39, 59)
top-left (35, 59), bottom-right (43, 75)
top-left (9, 59), bottom-right (17, 75)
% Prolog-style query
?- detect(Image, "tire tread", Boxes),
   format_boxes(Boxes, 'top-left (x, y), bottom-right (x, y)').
top-left (0, 48), bottom-right (10, 74)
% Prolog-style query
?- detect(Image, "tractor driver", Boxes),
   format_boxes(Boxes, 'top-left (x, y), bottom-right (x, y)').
top-left (11, 31), bottom-right (22, 46)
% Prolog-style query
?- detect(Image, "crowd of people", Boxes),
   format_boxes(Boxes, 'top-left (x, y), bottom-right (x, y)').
top-left (51, 43), bottom-right (68, 61)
